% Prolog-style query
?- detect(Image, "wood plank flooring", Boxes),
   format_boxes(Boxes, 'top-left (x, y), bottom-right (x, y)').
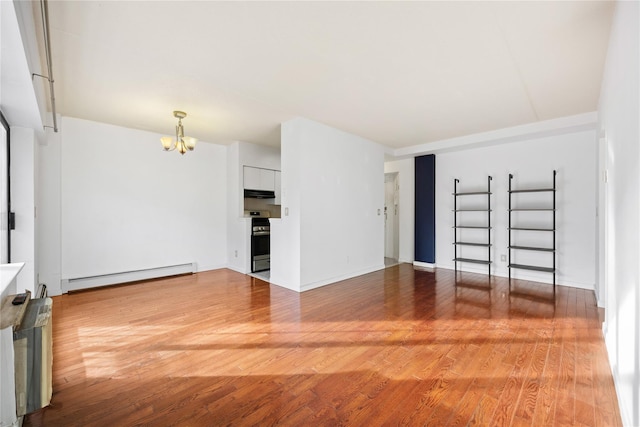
top-left (24, 265), bottom-right (622, 426)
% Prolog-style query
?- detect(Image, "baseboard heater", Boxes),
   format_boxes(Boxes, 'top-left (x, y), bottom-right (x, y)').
top-left (61, 262), bottom-right (196, 293)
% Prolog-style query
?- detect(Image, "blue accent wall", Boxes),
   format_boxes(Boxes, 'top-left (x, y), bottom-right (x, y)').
top-left (415, 155), bottom-right (436, 263)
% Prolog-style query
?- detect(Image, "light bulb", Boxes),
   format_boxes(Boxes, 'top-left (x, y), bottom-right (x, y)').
top-left (160, 136), bottom-right (174, 151)
top-left (178, 140), bottom-right (187, 155)
top-left (183, 136), bottom-right (197, 151)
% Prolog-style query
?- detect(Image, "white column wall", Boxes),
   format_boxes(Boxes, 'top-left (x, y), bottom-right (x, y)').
top-left (598, 1), bottom-right (640, 425)
top-left (37, 124), bottom-right (62, 295)
top-left (225, 142), bottom-right (245, 274)
top-left (272, 118), bottom-right (384, 292)
top-left (269, 124), bottom-right (302, 291)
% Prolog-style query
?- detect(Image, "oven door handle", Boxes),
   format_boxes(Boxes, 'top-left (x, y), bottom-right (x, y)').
top-left (252, 231), bottom-right (271, 236)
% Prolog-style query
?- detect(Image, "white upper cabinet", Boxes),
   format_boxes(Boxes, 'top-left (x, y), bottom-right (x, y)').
top-left (243, 166), bottom-right (275, 191)
top-left (243, 166), bottom-right (261, 189)
top-left (274, 171), bottom-right (282, 205)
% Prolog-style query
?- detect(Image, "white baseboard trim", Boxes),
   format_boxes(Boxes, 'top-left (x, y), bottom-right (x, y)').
top-left (268, 277), bottom-right (299, 293)
top-left (61, 262), bottom-right (196, 293)
top-left (435, 263), bottom-right (595, 290)
top-left (413, 261), bottom-right (435, 269)
top-left (299, 264), bottom-right (386, 293)
top-left (226, 265), bottom-right (247, 275)
top-left (46, 287), bottom-right (63, 297)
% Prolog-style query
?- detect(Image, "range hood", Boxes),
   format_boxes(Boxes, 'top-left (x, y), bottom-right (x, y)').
top-left (244, 189), bottom-right (276, 199)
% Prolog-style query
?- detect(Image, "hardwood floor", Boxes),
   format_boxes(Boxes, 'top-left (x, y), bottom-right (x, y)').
top-left (25, 265), bottom-right (621, 426)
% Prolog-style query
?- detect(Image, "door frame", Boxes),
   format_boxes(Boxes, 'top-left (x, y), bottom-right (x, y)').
top-left (0, 111), bottom-right (10, 263)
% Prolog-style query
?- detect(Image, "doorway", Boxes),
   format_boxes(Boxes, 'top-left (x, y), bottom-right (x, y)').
top-left (384, 172), bottom-right (399, 266)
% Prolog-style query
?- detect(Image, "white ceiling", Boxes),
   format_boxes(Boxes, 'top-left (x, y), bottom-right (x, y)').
top-left (47, 1), bottom-right (614, 149)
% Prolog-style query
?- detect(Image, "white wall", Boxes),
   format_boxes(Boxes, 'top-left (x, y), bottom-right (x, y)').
top-left (41, 117), bottom-right (228, 290)
top-left (598, 1), bottom-right (640, 425)
top-left (37, 121), bottom-right (62, 295)
top-left (272, 118), bottom-right (385, 292)
top-left (384, 158), bottom-right (414, 264)
top-left (434, 130), bottom-right (597, 289)
top-left (1, 0), bottom-right (44, 299)
top-left (270, 124), bottom-right (302, 290)
top-left (226, 142), bottom-right (244, 273)
top-left (239, 141), bottom-right (281, 173)
top-left (9, 127), bottom-right (37, 294)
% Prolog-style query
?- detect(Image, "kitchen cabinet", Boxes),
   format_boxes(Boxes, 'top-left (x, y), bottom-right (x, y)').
top-left (244, 166), bottom-right (275, 191)
top-left (274, 171), bottom-right (282, 205)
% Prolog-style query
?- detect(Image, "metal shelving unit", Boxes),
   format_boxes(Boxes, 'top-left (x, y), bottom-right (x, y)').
top-left (453, 176), bottom-right (492, 276)
top-left (508, 170), bottom-right (557, 295)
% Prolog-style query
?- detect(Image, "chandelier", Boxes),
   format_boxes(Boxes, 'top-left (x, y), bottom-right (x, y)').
top-left (160, 111), bottom-right (197, 155)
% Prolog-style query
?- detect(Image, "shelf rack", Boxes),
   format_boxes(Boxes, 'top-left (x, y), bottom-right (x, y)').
top-left (453, 176), bottom-right (492, 276)
top-left (508, 170), bottom-right (557, 295)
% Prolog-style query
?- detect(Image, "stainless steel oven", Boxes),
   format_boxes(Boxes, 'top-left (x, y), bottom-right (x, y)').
top-left (251, 218), bottom-right (270, 272)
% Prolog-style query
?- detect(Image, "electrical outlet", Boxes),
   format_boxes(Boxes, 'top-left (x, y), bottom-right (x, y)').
top-left (285, 207), bottom-right (289, 216)
top-left (500, 254), bottom-right (506, 262)
top-left (234, 250), bottom-right (238, 258)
